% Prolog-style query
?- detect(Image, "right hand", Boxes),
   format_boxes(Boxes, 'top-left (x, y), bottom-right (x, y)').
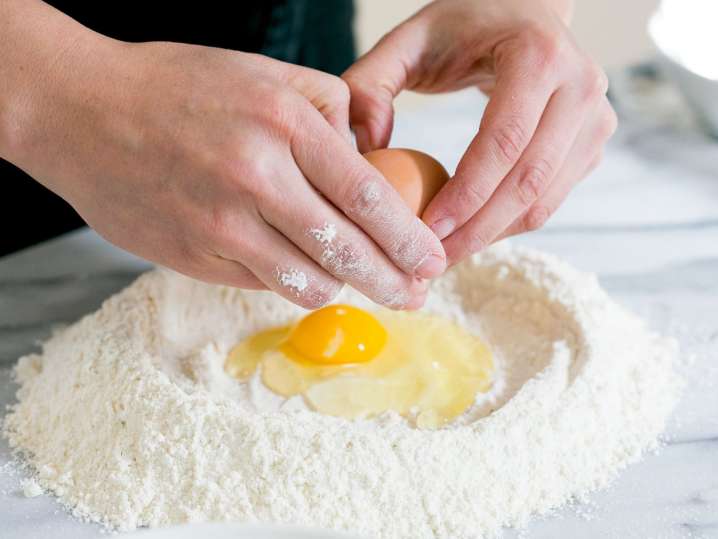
top-left (343, 0), bottom-right (615, 266)
top-left (6, 37), bottom-right (446, 309)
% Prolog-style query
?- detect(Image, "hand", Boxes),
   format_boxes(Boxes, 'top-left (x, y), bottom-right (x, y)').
top-left (3, 10), bottom-right (446, 309)
top-left (343, 0), bottom-right (617, 265)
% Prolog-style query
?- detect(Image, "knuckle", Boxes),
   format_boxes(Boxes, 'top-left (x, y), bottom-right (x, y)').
top-left (516, 159), bottom-right (553, 206)
top-left (314, 76), bottom-right (351, 124)
top-left (263, 90), bottom-right (299, 135)
top-left (329, 77), bottom-right (351, 106)
top-left (343, 64), bottom-right (385, 104)
top-left (344, 174), bottom-right (383, 218)
top-left (340, 65), bottom-right (358, 88)
top-left (230, 267), bottom-right (259, 288)
top-left (522, 205), bottom-right (553, 232)
top-left (598, 106), bottom-right (618, 140)
top-left (465, 226), bottom-right (492, 255)
top-left (376, 283), bottom-right (413, 310)
top-left (457, 178), bottom-right (493, 208)
top-left (208, 217), bottom-right (253, 260)
top-left (218, 154), bottom-right (257, 186)
top-left (213, 262), bottom-right (258, 288)
top-left (388, 227), bottom-right (427, 270)
top-left (176, 245), bottom-right (203, 275)
top-left (301, 280), bottom-right (343, 309)
top-left (357, 82), bottom-right (389, 113)
top-left (320, 241), bottom-right (363, 276)
top-left (491, 118), bottom-right (530, 164)
top-left (205, 206), bottom-right (234, 245)
top-left (203, 210), bottom-right (261, 262)
top-left (319, 238), bottom-right (413, 309)
top-left (227, 154), bottom-right (280, 202)
top-left (522, 24), bottom-right (563, 70)
top-left (580, 62), bottom-right (609, 102)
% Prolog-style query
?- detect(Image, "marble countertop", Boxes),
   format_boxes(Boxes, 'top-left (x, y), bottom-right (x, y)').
top-left (2, 74), bottom-right (717, 538)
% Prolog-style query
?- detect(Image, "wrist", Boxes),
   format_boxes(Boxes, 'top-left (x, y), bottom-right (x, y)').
top-left (0, 1), bottom-right (125, 177)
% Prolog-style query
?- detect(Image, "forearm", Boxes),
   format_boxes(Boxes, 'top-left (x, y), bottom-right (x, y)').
top-left (0, 0), bottom-right (118, 175)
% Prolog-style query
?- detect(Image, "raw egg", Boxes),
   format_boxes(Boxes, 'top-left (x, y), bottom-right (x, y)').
top-left (281, 305), bottom-right (387, 365)
top-left (225, 304), bottom-right (493, 429)
top-left (364, 148), bottom-right (450, 216)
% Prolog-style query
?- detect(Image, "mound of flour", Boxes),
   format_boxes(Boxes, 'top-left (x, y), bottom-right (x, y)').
top-left (2, 245), bottom-right (680, 538)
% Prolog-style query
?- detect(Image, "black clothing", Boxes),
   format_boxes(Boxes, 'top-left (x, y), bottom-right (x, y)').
top-left (1, 0), bottom-right (355, 255)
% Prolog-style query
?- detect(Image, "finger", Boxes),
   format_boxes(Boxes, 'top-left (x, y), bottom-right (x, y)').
top-left (291, 107), bottom-right (447, 280)
top-left (342, 22), bottom-right (421, 152)
top-left (442, 71), bottom-right (609, 265)
top-left (258, 161), bottom-right (429, 310)
top-left (284, 65), bottom-right (353, 144)
top-left (494, 152), bottom-right (593, 242)
top-left (203, 256), bottom-right (267, 289)
top-left (312, 85), bottom-right (352, 145)
top-left (421, 47), bottom-right (560, 241)
top-left (497, 98), bottom-right (616, 241)
top-left (215, 216), bottom-right (344, 310)
top-left (178, 253), bottom-right (267, 290)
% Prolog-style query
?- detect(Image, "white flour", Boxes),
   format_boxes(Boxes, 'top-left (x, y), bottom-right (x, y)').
top-left (309, 223), bottom-right (338, 246)
top-left (277, 268), bottom-right (308, 293)
top-left (2, 245), bottom-right (680, 537)
top-left (21, 477), bottom-right (43, 498)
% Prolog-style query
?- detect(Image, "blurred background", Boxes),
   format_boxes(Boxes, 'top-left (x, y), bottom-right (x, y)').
top-left (356, 0), bottom-right (659, 68)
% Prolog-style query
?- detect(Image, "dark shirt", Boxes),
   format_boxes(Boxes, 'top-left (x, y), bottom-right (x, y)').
top-left (1, 1), bottom-right (355, 256)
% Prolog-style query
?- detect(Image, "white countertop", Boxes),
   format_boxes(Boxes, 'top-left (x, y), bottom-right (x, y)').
top-left (1, 75), bottom-right (717, 538)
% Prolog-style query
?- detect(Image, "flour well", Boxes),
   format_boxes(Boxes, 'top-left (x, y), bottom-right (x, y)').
top-left (2, 245), bottom-right (681, 537)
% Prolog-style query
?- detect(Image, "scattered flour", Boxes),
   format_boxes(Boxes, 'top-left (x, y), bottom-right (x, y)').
top-left (276, 268), bottom-right (308, 293)
top-left (21, 477), bottom-right (43, 498)
top-left (309, 223), bottom-right (337, 246)
top-left (307, 221), bottom-right (411, 310)
top-left (309, 223), bottom-right (339, 265)
top-left (2, 245), bottom-right (681, 537)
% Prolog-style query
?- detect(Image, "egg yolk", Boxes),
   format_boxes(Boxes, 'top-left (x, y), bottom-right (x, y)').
top-left (281, 305), bottom-right (387, 365)
top-left (225, 305), bottom-right (493, 429)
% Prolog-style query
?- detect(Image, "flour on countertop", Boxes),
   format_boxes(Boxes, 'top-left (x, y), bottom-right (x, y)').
top-left (21, 477), bottom-right (43, 498)
top-left (2, 245), bottom-right (681, 537)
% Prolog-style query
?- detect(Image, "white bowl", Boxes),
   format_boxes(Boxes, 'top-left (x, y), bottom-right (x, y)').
top-left (648, 2), bottom-right (718, 137)
top-left (131, 523), bottom-right (363, 539)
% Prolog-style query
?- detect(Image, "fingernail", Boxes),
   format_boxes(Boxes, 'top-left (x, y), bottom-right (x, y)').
top-left (354, 125), bottom-right (370, 152)
top-left (430, 217), bottom-right (456, 240)
top-left (415, 254), bottom-right (446, 279)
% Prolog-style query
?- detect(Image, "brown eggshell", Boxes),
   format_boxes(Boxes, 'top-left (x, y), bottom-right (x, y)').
top-left (363, 148), bottom-right (450, 217)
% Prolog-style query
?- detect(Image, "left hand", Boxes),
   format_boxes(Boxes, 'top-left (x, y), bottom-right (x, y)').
top-left (343, 0), bottom-right (617, 265)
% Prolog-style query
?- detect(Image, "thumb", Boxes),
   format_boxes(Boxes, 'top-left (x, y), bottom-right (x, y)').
top-left (342, 24), bottom-right (421, 152)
